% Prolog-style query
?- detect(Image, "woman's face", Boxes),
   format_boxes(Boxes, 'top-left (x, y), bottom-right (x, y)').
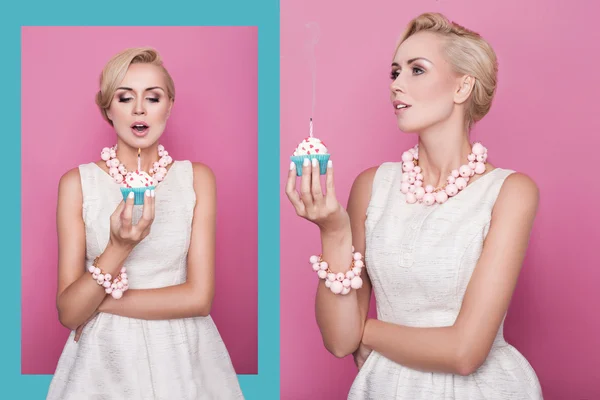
top-left (390, 31), bottom-right (464, 134)
top-left (106, 63), bottom-right (173, 149)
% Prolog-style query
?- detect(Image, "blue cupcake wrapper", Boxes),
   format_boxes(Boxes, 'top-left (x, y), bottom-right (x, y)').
top-left (120, 186), bottom-right (155, 206)
top-left (290, 154), bottom-right (330, 176)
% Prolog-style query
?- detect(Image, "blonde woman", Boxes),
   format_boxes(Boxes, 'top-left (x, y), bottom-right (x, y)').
top-left (285, 13), bottom-right (543, 399)
top-left (47, 48), bottom-right (243, 399)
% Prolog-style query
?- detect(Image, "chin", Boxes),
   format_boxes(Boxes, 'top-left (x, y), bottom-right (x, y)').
top-left (396, 120), bottom-right (420, 134)
top-left (396, 115), bottom-right (440, 134)
top-left (117, 133), bottom-right (162, 149)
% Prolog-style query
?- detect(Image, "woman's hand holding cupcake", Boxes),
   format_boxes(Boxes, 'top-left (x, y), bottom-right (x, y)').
top-left (120, 170), bottom-right (156, 205)
top-left (285, 155), bottom-right (350, 236)
top-left (109, 188), bottom-right (156, 253)
top-left (290, 137), bottom-right (330, 176)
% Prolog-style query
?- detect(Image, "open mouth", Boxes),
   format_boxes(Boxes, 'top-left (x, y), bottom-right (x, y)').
top-left (130, 122), bottom-right (150, 136)
top-left (393, 101), bottom-right (411, 111)
top-left (393, 101), bottom-right (411, 114)
top-left (131, 123), bottom-right (148, 131)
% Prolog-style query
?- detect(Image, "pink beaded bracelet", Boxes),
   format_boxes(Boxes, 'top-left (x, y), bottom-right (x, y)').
top-left (309, 247), bottom-right (364, 295)
top-left (88, 257), bottom-right (129, 300)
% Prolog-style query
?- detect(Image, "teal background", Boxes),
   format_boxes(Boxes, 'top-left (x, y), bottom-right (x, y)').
top-left (0, 0), bottom-right (280, 398)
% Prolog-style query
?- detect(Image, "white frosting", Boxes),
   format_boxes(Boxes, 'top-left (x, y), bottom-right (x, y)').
top-left (293, 137), bottom-right (328, 156)
top-left (122, 171), bottom-right (156, 188)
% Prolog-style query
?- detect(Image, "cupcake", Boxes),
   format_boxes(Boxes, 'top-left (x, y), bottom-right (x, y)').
top-left (120, 170), bottom-right (156, 205)
top-left (290, 137), bottom-right (330, 176)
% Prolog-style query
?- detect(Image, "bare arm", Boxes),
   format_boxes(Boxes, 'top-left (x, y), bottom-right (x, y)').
top-left (286, 159), bottom-right (378, 357)
top-left (360, 173), bottom-right (539, 375)
top-left (56, 168), bottom-right (131, 330)
top-left (98, 162), bottom-right (216, 319)
top-left (315, 166), bottom-right (377, 357)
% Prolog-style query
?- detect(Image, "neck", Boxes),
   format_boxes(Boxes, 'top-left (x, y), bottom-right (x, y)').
top-left (415, 117), bottom-right (471, 188)
top-left (115, 139), bottom-right (160, 173)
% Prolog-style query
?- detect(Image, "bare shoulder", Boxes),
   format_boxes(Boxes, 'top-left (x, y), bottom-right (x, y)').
top-left (498, 172), bottom-right (539, 205)
top-left (190, 162), bottom-right (217, 214)
top-left (493, 171), bottom-right (539, 217)
top-left (58, 167), bottom-right (82, 198)
top-left (190, 162), bottom-right (216, 189)
top-left (56, 167), bottom-right (84, 219)
top-left (352, 166), bottom-right (379, 191)
top-left (347, 165), bottom-right (380, 213)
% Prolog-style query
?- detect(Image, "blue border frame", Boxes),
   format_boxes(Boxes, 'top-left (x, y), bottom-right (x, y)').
top-left (1, 1), bottom-right (280, 398)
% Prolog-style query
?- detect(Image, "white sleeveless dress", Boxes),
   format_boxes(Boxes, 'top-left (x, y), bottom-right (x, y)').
top-left (47, 161), bottom-right (244, 400)
top-left (348, 163), bottom-right (543, 400)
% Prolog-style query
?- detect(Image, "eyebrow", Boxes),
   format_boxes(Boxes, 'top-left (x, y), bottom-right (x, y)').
top-left (116, 86), bottom-right (165, 92)
top-left (391, 57), bottom-right (433, 67)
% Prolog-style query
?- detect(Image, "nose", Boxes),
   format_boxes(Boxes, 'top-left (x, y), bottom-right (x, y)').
top-left (133, 98), bottom-right (146, 116)
top-left (390, 76), bottom-right (405, 94)
top-left (390, 70), bottom-right (406, 94)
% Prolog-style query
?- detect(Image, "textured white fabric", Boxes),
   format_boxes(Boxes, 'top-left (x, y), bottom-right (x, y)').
top-left (47, 161), bottom-right (244, 400)
top-left (348, 163), bottom-right (542, 400)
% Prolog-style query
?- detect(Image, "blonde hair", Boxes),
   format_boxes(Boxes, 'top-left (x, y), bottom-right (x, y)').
top-left (95, 47), bottom-right (176, 125)
top-left (398, 13), bottom-right (498, 131)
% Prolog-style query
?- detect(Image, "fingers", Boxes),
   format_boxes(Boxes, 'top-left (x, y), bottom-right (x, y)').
top-left (121, 191), bottom-right (135, 231)
top-left (74, 311), bottom-right (100, 343)
top-left (299, 158), bottom-right (314, 209)
top-left (285, 161), bottom-right (306, 216)
top-left (111, 200), bottom-right (126, 219)
top-left (357, 352), bottom-right (366, 370)
top-left (110, 200), bottom-right (125, 227)
top-left (136, 189), bottom-right (155, 234)
top-left (353, 354), bottom-right (363, 370)
top-left (150, 189), bottom-right (156, 221)
top-left (310, 158), bottom-right (324, 204)
top-left (74, 313), bottom-right (96, 342)
top-left (325, 159), bottom-right (336, 200)
top-left (74, 323), bottom-right (85, 342)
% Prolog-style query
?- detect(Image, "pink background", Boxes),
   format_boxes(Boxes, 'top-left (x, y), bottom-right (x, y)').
top-left (22, 27), bottom-right (257, 374)
top-left (281, 1), bottom-right (599, 399)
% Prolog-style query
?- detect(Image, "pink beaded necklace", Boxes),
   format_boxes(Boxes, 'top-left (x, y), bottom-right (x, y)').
top-left (400, 142), bottom-right (488, 205)
top-left (100, 144), bottom-right (173, 185)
